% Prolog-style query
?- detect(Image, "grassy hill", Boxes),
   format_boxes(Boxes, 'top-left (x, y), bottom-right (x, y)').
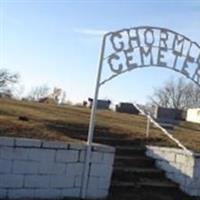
top-left (0, 98), bottom-right (200, 152)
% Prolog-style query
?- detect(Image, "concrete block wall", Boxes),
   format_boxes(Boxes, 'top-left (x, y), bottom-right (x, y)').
top-left (0, 137), bottom-right (115, 199)
top-left (146, 146), bottom-right (200, 196)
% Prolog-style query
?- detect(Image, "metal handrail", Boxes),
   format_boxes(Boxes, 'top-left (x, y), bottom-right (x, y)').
top-left (133, 103), bottom-right (193, 155)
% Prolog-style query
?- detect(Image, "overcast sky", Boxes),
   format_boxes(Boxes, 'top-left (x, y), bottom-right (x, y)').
top-left (1, 0), bottom-right (200, 104)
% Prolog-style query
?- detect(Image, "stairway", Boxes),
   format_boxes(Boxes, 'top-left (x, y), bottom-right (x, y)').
top-left (108, 143), bottom-right (194, 200)
top-left (71, 132), bottom-right (197, 200)
top-left (89, 136), bottom-right (193, 200)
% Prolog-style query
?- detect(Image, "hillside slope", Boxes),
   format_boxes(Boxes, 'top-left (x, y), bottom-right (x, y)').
top-left (0, 98), bottom-right (200, 152)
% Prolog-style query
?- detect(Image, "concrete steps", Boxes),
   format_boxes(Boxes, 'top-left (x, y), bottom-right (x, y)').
top-left (114, 155), bottom-right (154, 167)
top-left (115, 145), bottom-right (146, 156)
top-left (111, 179), bottom-right (177, 190)
top-left (112, 166), bottom-right (164, 181)
top-left (108, 190), bottom-right (193, 200)
top-left (68, 130), bottom-right (195, 199)
top-left (109, 142), bottom-right (194, 200)
top-left (103, 138), bottom-right (194, 199)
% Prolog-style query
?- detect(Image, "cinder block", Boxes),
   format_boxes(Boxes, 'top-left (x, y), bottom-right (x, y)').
top-left (186, 188), bottom-right (199, 196)
top-left (13, 161), bottom-right (39, 174)
top-left (69, 143), bottom-right (86, 150)
top-left (156, 160), bottom-right (178, 174)
top-left (8, 189), bottom-right (35, 199)
top-left (185, 177), bottom-right (195, 188)
top-left (88, 176), bottom-right (112, 191)
top-left (99, 177), bottom-right (111, 190)
top-left (165, 164), bottom-right (179, 174)
top-left (173, 174), bottom-right (186, 185)
top-left (62, 188), bottom-right (81, 198)
top-left (66, 163), bottom-right (84, 176)
top-left (13, 148), bottom-right (29, 160)
top-left (102, 153), bottom-right (115, 165)
top-left (39, 162), bottom-right (66, 175)
top-left (0, 137), bottom-right (14, 146)
top-left (50, 175), bottom-right (74, 188)
top-left (28, 148), bottom-right (55, 162)
top-left (91, 151), bottom-right (103, 163)
top-left (0, 174), bottom-right (23, 188)
top-left (35, 189), bottom-right (61, 199)
top-left (74, 176), bottom-right (82, 187)
top-left (194, 167), bottom-right (200, 178)
top-left (0, 147), bottom-right (14, 160)
top-left (155, 160), bottom-right (167, 169)
top-left (15, 138), bottom-right (41, 147)
top-left (86, 188), bottom-right (108, 199)
top-left (42, 141), bottom-right (69, 149)
top-left (90, 163), bottom-right (113, 178)
top-left (185, 156), bottom-right (195, 167)
top-left (0, 159), bottom-right (12, 173)
top-left (24, 175), bottom-right (50, 188)
top-left (166, 172), bottom-right (175, 181)
top-left (56, 150), bottom-right (78, 163)
top-left (170, 161), bottom-right (182, 170)
top-left (87, 176), bottom-right (99, 190)
top-left (195, 158), bottom-right (200, 168)
top-left (79, 150), bottom-right (86, 162)
top-left (146, 149), bottom-right (164, 160)
top-left (176, 154), bottom-right (186, 164)
top-left (0, 189), bottom-right (7, 198)
top-left (0, 147), bottom-right (29, 161)
top-left (163, 152), bottom-right (175, 162)
top-left (183, 165), bottom-right (193, 177)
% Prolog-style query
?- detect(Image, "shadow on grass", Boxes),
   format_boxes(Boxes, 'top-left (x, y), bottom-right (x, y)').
top-left (44, 119), bottom-right (170, 147)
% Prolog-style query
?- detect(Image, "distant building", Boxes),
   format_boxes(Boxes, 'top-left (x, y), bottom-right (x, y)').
top-left (88, 98), bottom-right (111, 110)
top-left (116, 103), bottom-right (139, 115)
top-left (186, 108), bottom-right (200, 124)
top-left (39, 97), bottom-right (57, 104)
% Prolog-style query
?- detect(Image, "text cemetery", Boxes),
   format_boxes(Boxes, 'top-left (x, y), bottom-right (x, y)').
top-left (107, 27), bottom-right (200, 84)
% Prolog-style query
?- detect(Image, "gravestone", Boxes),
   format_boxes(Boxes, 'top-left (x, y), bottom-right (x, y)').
top-left (155, 107), bottom-right (185, 122)
top-left (155, 107), bottom-right (186, 129)
top-left (116, 103), bottom-right (139, 115)
top-left (88, 98), bottom-right (111, 110)
top-left (155, 107), bottom-right (176, 124)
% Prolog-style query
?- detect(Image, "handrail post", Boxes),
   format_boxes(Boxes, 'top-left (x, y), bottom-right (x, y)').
top-left (146, 117), bottom-right (150, 138)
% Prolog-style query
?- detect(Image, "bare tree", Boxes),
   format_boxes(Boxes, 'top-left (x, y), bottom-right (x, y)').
top-left (0, 69), bottom-right (19, 93)
top-left (27, 85), bottom-right (50, 101)
top-left (148, 77), bottom-right (200, 110)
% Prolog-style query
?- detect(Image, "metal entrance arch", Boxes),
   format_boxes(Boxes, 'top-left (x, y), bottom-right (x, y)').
top-left (81, 26), bottom-right (200, 198)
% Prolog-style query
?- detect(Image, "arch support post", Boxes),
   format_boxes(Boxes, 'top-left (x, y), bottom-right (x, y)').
top-left (81, 36), bottom-right (106, 199)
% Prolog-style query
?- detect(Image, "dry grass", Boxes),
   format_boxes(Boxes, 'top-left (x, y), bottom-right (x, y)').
top-left (172, 121), bottom-right (200, 152)
top-left (0, 98), bottom-right (200, 152)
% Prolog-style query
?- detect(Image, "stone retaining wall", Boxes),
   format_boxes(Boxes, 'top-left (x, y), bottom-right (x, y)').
top-left (146, 146), bottom-right (200, 196)
top-left (0, 137), bottom-right (115, 199)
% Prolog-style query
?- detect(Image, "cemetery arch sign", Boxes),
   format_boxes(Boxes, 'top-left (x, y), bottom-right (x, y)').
top-left (88, 26), bottom-right (200, 144)
top-left (81, 26), bottom-right (200, 198)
